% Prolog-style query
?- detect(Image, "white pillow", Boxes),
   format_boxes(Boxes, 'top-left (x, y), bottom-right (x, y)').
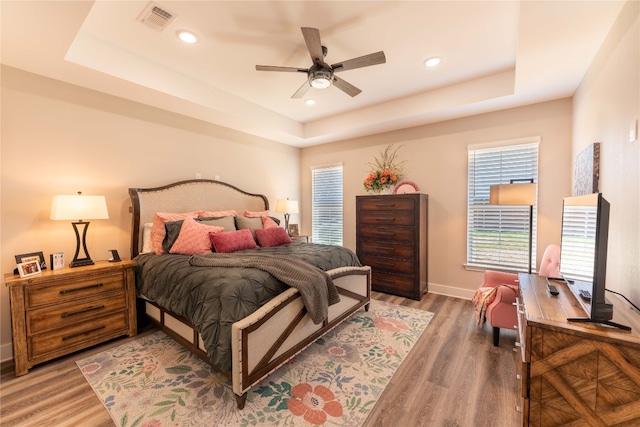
top-left (141, 223), bottom-right (153, 253)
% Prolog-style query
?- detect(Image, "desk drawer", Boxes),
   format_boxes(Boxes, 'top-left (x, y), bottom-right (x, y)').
top-left (29, 311), bottom-right (128, 359)
top-left (358, 211), bottom-right (415, 226)
top-left (357, 226), bottom-right (415, 243)
top-left (27, 292), bottom-right (127, 334)
top-left (359, 197), bottom-right (415, 212)
top-left (359, 241), bottom-right (414, 259)
top-left (359, 255), bottom-right (415, 275)
top-left (26, 273), bottom-right (124, 308)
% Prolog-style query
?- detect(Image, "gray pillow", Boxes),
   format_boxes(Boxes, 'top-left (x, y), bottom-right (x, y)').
top-left (163, 216), bottom-right (237, 253)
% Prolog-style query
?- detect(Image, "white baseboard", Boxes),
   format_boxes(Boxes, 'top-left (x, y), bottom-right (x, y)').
top-left (428, 283), bottom-right (475, 300)
top-left (1, 342), bottom-right (14, 364)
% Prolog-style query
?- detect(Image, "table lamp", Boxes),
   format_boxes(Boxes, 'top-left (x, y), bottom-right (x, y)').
top-left (50, 192), bottom-right (109, 267)
top-left (275, 198), bottom-right (299, 236)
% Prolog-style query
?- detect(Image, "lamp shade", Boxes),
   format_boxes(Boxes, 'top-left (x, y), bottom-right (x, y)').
top-left (490, 183), bottom-right (536, 206)
top-left (50, 194), bottom-right (109, 221)
top-left (275, 199), bottom-right (299, 214)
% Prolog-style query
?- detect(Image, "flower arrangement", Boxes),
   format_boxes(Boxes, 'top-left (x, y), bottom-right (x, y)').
top-left (363, 144), bottom-right (405, 193)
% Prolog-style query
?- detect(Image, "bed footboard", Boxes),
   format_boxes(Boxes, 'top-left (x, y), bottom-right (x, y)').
top-left (230, 266), bottom-right (371, 408)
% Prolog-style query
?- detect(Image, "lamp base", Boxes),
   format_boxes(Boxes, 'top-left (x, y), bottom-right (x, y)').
top-left (69, 258), bottom-right (95, 268)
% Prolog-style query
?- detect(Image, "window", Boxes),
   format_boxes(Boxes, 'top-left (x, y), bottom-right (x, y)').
top-left (312, 165), bottom-right (343, 245)
top-left (467, 140), bottom-right (539, 271)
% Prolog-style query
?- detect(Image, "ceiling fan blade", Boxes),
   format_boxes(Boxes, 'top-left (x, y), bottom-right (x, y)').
top-left (331, 51), bottom-right (386, 72)
top-left (333, 75), bottom-right (362, 97)
top-left (301, 27), bottom-right (324, 65)
top-left (291, 81), bottom-right (311, 99)
top-left (256, 65), bottom-right (308, 73)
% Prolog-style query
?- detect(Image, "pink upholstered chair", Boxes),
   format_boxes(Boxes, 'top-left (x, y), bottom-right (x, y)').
top-left (474, 244), bottom-right (561, 346)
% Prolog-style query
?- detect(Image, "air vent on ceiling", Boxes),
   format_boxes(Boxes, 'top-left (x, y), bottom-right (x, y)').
top-left (137, 2), bottom-right (176, 32)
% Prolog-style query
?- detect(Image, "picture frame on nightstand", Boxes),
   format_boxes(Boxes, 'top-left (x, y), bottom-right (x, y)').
top-left (15, 251), bottom-right (47, 271)
top-left (17, 260), bottom-right (42, 278)
top-left (50, 252), bottom-right (65, 270)
top-left (288, 224), bottom-right (299, 236)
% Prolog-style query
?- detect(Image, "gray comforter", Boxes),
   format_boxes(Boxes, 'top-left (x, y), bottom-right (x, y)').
top-left (134, 241), bottom-right (362, 372)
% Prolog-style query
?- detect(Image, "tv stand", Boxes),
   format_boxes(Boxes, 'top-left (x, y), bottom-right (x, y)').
top-left (515, 273), bottom-right (640, 426)
top-left (566, 316), bottom-right (632, 331)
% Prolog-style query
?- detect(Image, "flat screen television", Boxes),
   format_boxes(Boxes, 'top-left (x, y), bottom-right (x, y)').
top-left (559, 193), bottom-right (630, 330)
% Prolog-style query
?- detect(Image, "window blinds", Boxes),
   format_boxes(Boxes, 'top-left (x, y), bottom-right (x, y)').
top-left (467, 142), bottom-right (539, 271)
top-left (312, 165), bottom-right (343, 246)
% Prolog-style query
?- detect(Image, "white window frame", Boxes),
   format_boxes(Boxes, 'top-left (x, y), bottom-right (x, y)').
top-left (467, 138), bottom-right (539, 272)
top-left (311, 164), bottom-right (343, 246)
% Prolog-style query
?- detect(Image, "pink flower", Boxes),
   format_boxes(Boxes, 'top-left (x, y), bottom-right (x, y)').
top-left (141, 420), bottom-right (162, 427)
top-left (81, 362), bottom-right (101, 374)
top-left (288, 383), bottom-right (343, 424)
top-left (141, 363), bottom-right (157, 373)
top-left (373, 317), bottom-right (410, 332)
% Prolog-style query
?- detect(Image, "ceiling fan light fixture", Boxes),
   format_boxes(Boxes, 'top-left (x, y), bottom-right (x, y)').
top-left (309, 69), bottom-right (333, 89)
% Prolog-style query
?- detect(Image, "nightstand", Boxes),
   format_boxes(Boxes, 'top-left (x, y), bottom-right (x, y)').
top-left (4, 260), bottom-right (137, 376)
top-left (291, 235), bottom-right (311, 243)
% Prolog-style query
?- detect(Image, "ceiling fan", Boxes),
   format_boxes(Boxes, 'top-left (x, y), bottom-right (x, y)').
top-left (255, 27), bottom-right (386, 98)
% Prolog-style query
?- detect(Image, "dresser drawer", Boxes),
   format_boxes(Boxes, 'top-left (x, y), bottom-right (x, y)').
top-left (27, 292), bottom-right (127, 334)
top-left (358, 197), bottom-right (415, 212)
top-left (29, 311), bottom-right (128, 359)
top-left (359, 255), bottom-right (415, 275)
top-left (358, 211), bottom-right (415, 227)
top-left (371, 271), bottom-right (415, 295)
top-left (26, 272), bottom-right (124, 308)
top-left (357, 226), bottom-right (415, 243)
top-left (359, 241), bottom-right (415, 259)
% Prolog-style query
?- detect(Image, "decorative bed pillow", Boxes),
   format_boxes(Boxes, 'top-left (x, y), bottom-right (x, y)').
top-left (169, 217), bottom-right (224, 255)
top-left (209, 228), bottom-right (258, 253)
top-left (199, 210), bottom-right (236, 218)
top-left (235, 216), bottom-right (263, 233)
top-left (255, 227), bottom-right (292, 247)
top-left (262, 216), bottom-right (279, 229)
top-left (198, 216), bottom-right (237, 232)
top-left (141, 223), bottom-right (154, 253)
top-left (244, 210), bottom-right (270, 218)
top-left (152, 211), bottom-right (200, 254)
top-left (164, 216), bottom-right (237, 252)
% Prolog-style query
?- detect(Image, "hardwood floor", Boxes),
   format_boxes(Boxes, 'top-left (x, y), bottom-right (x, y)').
top-left (0, 292), bottom-right (519, 426)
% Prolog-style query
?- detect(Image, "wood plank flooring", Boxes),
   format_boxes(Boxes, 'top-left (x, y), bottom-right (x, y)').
top-left (0, 292), bottom-right (519, 426)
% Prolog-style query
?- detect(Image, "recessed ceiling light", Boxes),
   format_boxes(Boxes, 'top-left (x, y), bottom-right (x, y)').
top-left (305, 99), bottom-right (316, 105)
top-left (177, 30), bottom-right (198, 44)
top-left (424, 57), bottom-right (442, 67)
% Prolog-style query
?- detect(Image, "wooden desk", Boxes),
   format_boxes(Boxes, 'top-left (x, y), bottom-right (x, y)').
top-left (516, 273), bottom-right (640, 426)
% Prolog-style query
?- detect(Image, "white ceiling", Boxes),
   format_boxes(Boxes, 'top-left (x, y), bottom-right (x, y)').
top-left (1, 1), bottom-right (626, 147)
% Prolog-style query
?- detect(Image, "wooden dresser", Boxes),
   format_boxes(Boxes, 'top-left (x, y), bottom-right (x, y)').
top-left (356, 193), bottom-right (428, 300)
top-left (4, 260), bottom-right (137, 376)
top-left (515, 273), bottom-right (640, 426)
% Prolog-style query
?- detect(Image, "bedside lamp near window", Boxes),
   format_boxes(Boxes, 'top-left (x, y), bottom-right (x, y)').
top-left (275, 198), bottom-right (299, 236)
top-left (50, 192), bottom-right (109, 267)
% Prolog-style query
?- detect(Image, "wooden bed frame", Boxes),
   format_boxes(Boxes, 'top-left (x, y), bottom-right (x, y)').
top-left (128, 179), bottom-right (371, 409)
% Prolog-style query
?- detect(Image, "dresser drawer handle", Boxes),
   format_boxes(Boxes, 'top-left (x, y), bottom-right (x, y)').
top-left (374, 203), bottom-right (396, 207)
top-left (377, 278), bottom-right (395, 283)
top-left (375, 231), bottom-right (395, 236)
top-left (376, 247), bottom-right (394, 251)
top-left (61, 325), bottom-right (106, 341)
top-left (61, 305), bottom-right (106, 318)
top-left (375, 217), bottom-right (395, 222)
top-left (59, 283), bottom-right (104, 295)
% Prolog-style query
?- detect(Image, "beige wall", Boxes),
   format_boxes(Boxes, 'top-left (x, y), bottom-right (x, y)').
top-left (301, 98), bottom-right (573, 298)
top-left (573, 0), bottom-right (640, 307)
top-left (0, 66), bottom-right (300, 361)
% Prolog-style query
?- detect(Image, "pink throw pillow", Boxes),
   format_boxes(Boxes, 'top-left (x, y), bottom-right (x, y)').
top-left (262, 216), bottom-right (279, 229)
top-left (169, 217), bottom-right (224, 255)
top-left (152, 211), bottom-right (200, 254)
top-left (209, 228), bottom-right (258, 253)
top-left (198, 210), bottom-right (237, 218)
top-left (255, 227), bottom-right (292, 247)
top-left (244, 210), bottom-right (270, 218)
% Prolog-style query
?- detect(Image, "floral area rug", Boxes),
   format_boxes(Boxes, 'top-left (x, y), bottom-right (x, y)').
top-left (76, 300), bottom-right (433, 426)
